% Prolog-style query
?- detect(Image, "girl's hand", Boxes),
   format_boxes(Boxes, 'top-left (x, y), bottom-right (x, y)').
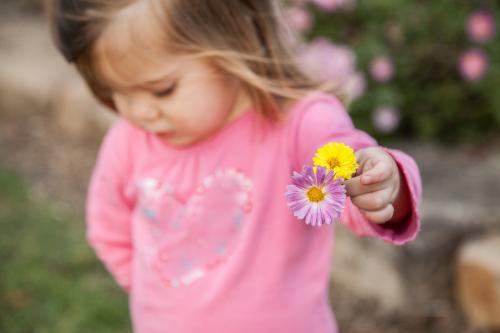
top-left (344, 147), bottom-right (410, 224)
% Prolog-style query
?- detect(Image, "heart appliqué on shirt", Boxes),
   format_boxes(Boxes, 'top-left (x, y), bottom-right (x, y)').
top-left (137, 169), bottom-right (253, 288)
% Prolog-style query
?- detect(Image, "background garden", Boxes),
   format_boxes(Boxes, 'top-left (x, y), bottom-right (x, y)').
top-left (1, 1), bottom-right (499, 332)
top-left (286, 0), bottom-right (500, 144)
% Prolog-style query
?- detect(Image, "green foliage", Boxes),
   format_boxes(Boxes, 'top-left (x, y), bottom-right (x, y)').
top-left (310, 0), bottom-right (500, 144)
top-left (0, 169), bottom-right (131, 333)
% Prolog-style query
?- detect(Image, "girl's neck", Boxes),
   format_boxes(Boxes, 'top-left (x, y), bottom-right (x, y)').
top-left (223, 87), bottom-right (254, 127)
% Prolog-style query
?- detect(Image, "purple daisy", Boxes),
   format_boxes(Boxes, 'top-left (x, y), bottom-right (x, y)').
top-left (285, 165), bottom-right (346, 227)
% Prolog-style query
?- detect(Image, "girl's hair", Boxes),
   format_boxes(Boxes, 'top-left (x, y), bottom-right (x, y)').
top-left (46, 0), bottom-right (339, 119)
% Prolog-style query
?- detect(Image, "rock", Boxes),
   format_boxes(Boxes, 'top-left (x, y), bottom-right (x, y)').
top-left (455, 233), bottom-right (500, 330)
top-left (0, 16), bottom-right (64, 109)
top-left (331, 226), bottom-right (406, 313)
top-left (0, 16), bottom-right (113, 140)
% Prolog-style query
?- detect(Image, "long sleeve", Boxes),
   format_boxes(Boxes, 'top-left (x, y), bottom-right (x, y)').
top-left (86, 121), bottom-right (135, 291)
top-left (288, 93), bottom-right (421, 244)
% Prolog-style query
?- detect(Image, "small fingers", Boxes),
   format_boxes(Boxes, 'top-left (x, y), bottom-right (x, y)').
top-left (360, 161), bottom-right (393, 185)
top-left (344, 176), bottom-right (386, 197)
top-left (351, 189), bottom-right (393, 212)
top-left (360, 204), bottom-right (394, 224)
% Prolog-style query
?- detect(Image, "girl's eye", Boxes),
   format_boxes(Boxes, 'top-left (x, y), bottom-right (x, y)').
top-left (153, 83), bottom-right (177, 98)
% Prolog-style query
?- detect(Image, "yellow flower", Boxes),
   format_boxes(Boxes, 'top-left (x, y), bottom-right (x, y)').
top-left (313, 142), bottom-right (358, 180)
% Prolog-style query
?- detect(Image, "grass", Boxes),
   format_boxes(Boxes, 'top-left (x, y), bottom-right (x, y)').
top-left (0, 168), bottom-right (131, 333)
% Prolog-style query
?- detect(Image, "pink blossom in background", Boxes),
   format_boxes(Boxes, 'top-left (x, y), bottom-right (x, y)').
top-left (343, 71), bottom-right (366, 101)
top-left (298, 38), bottom-right (363, 101)
top-left (372, 106), bottom-right (401, 134)
top-left (466, 10), bottom-right (496, 43)
top-left (285, 6), bottom-right (314, 33)
top-left (369, 56), bottom-right (395, 83)
top-left (458, 49), bottom-right (489, 82)
top-left (299, 38), bottom-right (355, 81)
top-left (310, 0), bottom-right (356, 12)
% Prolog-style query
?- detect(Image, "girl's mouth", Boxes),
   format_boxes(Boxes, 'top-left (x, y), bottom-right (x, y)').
top-left (157, 131), bottom-right (175, 139)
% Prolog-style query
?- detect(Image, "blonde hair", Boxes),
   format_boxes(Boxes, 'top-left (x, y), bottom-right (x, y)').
top-left (46, 0), bottom-right (339, 119)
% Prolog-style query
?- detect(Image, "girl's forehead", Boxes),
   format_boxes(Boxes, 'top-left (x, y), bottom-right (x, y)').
top-left (92, 1), bottom-right (176, 89)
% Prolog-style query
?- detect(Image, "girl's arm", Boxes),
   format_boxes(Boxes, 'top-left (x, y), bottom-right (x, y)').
top-left (289, 94), bottom-right (421, 245)
top-left (86, 121), bottom-right (134, 292)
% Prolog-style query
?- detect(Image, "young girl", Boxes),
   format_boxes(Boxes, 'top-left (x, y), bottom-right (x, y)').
top-left (48, 1), bottom-right (421, 332)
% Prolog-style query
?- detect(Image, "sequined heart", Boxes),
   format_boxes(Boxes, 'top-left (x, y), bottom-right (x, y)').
top-left (137, 169), bottom-right (252, 288)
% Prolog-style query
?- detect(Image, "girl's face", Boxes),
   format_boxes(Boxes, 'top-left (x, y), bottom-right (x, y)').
top-left (92, 2), bottom-right (251, 147)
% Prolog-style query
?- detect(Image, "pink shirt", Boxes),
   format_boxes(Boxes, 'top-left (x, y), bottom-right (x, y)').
top-left (87, 92), bottom-right (421, 333)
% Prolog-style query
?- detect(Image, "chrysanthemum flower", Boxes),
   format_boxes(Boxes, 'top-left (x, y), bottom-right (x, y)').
top-left (285, 165), bottom-right (346, 226)
top-left (313, 142), bottom-right (358, 180)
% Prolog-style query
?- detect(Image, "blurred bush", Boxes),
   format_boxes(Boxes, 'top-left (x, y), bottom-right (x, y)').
top-left (287, 0), bottom-right (500, 144)
top-left (2, 0), bottom-right (498, 143)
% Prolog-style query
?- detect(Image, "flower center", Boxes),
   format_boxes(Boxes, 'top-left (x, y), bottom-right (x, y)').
top-left (328, 157), bottom-right (340, 169)
top-left (307, 186), bottom-right (325, 202)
